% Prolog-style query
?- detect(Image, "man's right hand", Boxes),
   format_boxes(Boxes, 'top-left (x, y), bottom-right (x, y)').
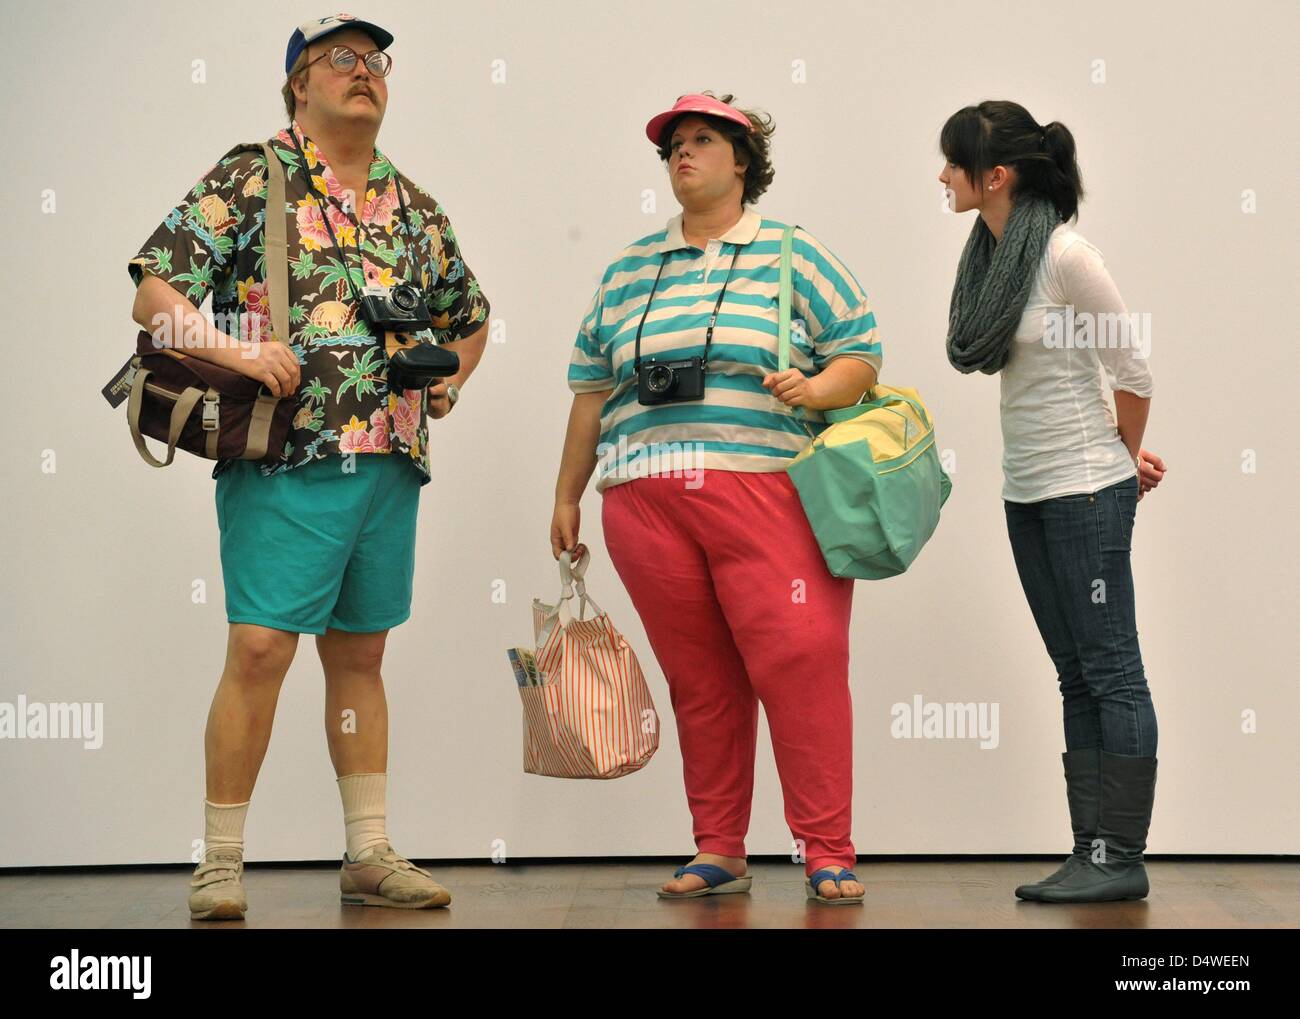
top-left (229, 340), bottom-right (302, 398)
top-left (551, 500), bottom-right (584, 561)
top-left (133, 273), bottom-right (303, 398)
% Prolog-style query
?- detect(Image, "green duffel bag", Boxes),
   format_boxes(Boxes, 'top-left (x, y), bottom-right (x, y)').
top-left (777, 226), bottom-right (953, 579)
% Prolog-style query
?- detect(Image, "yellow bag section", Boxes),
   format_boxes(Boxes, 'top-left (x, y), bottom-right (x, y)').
top-left (791, 385), bottom-right (931, 466)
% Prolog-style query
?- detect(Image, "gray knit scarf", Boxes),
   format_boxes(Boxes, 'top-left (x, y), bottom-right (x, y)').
top-left (946, 194), bottom-right (1061, 374)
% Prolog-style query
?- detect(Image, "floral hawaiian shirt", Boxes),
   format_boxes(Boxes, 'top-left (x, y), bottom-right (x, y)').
top-left (127, 119), bottom-right (490, 486)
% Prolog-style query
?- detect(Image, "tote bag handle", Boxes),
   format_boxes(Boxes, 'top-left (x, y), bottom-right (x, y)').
top-left (554, 547), bottom-right (604, 624)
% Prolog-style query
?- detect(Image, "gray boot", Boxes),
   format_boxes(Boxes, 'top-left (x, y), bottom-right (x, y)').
top-left (1038, 751), bottom-right (1157, 903)
top-left (1015, 747), bottom-right (1101, 901)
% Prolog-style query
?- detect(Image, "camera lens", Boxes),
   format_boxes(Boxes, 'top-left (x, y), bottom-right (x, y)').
top-left (392, 284), bottom-right (419, 312)
top-left (646, 364), bottom-right (674, 394)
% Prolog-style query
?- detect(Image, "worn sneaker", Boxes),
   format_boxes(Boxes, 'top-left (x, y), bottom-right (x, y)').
top-left (188, 849), bottom-right (247, 920)
top-left (339, 842), bottom-right (451, 909)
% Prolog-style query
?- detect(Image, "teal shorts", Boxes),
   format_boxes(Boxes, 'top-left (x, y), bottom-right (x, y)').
top-left (215, 452), bottom-right (420, 635)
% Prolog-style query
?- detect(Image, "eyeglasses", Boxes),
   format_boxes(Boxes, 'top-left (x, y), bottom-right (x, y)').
top-left (302, 44), bottom-right (392, 78)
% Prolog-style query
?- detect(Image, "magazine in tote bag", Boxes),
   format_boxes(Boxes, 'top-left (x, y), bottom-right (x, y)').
top-left (776, 224), bottom-right (953, 579)
top-left (506, 549), bottom-right (659, 779)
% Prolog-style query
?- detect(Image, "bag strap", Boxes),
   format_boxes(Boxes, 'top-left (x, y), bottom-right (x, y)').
top-left (777, 224), bottom-right (795, 374)
top-left (260, 142), bottom-right (290, 346)
top-left (780, 223), bottom-right (880, 431)
top-left (776, 224), bottom-right (818, 436)
top-left (127, 367), bottom-right (205, 468)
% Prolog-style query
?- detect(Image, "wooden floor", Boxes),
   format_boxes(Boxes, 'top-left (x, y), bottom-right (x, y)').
top-left (0, 859), bottom-right (1294, 929)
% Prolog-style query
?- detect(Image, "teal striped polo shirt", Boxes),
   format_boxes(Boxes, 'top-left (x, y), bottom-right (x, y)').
top-left (567, 208), bottom-right (883, 493)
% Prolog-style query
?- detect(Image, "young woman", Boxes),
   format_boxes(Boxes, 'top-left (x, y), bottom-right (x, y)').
top-left (552, 93), bottom-right (882, 904)
top-left (939, 100), bottom-right (1167, 903)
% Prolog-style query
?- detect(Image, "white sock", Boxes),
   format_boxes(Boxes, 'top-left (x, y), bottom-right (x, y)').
top-left (204, 799), bottom-right (250, 861)
top-left (337, 772), bottom-right (389, 862)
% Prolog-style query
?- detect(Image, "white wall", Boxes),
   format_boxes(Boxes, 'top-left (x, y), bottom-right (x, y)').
top-left (2, 0), bottom-right (1296, 866)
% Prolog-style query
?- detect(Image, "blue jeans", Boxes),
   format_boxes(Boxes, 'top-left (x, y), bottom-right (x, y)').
top-left (1004, 474), bottom-right (1158, 756)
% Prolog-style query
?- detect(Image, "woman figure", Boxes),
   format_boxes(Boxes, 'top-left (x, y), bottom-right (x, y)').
top-left (552, 93), bottom-right (881, 903)
top-left (939, 100), bottom-right (1166, 902)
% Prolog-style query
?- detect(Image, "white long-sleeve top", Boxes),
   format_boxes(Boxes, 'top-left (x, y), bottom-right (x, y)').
top-left (1001, 223), bottom-right (1153, 503)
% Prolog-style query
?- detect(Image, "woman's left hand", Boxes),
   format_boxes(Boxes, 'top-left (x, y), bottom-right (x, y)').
top-left (1136, 448), bottom-right (1165, 502)
top-left (762, 368), bottom-right (822, 410)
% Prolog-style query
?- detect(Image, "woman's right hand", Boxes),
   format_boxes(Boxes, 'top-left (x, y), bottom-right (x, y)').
top-left (551, 500), bottom-right (586, 561)
top-left (230, 340), bottom-right (302, 398)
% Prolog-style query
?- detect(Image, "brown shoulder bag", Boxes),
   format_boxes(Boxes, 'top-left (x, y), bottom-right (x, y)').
top-left (122, 141), bottom-right (296, 468)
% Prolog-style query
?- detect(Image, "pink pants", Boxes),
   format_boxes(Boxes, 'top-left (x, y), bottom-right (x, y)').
top-left (601, 469), bottom-right (856, 876)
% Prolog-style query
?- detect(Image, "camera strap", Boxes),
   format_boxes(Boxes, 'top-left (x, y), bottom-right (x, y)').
top-left (285, 128), bottom-right (428, 309)
top-left (633, 245), bottom-right (740, 374)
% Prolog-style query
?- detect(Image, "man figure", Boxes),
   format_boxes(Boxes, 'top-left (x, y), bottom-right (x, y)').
top-left (128, 13), bottom-right (490, 919)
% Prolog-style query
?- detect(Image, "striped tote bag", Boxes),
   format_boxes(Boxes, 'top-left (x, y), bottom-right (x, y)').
top-left (510, 549), bottom-right (659, 779)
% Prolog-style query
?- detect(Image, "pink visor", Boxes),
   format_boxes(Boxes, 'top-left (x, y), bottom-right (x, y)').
top-left (645, 93), bottom-right (754, 146)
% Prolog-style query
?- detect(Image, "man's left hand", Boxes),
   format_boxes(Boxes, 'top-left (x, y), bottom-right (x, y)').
top-left (427, 380), bottom-right (454, 420)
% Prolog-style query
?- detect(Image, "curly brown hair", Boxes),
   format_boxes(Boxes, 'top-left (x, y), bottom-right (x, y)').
top-left (653, 92), bottom-right (775, 206)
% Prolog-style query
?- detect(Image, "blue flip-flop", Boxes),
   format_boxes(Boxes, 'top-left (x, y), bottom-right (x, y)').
top-left (805, 867), bottom-right (865, 905)
top-left (656, 862), bottom-right (753, 899)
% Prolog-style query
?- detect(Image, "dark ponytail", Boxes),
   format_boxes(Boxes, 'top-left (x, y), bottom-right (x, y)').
top-left (940, 100), bottom-right (1085, 222)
